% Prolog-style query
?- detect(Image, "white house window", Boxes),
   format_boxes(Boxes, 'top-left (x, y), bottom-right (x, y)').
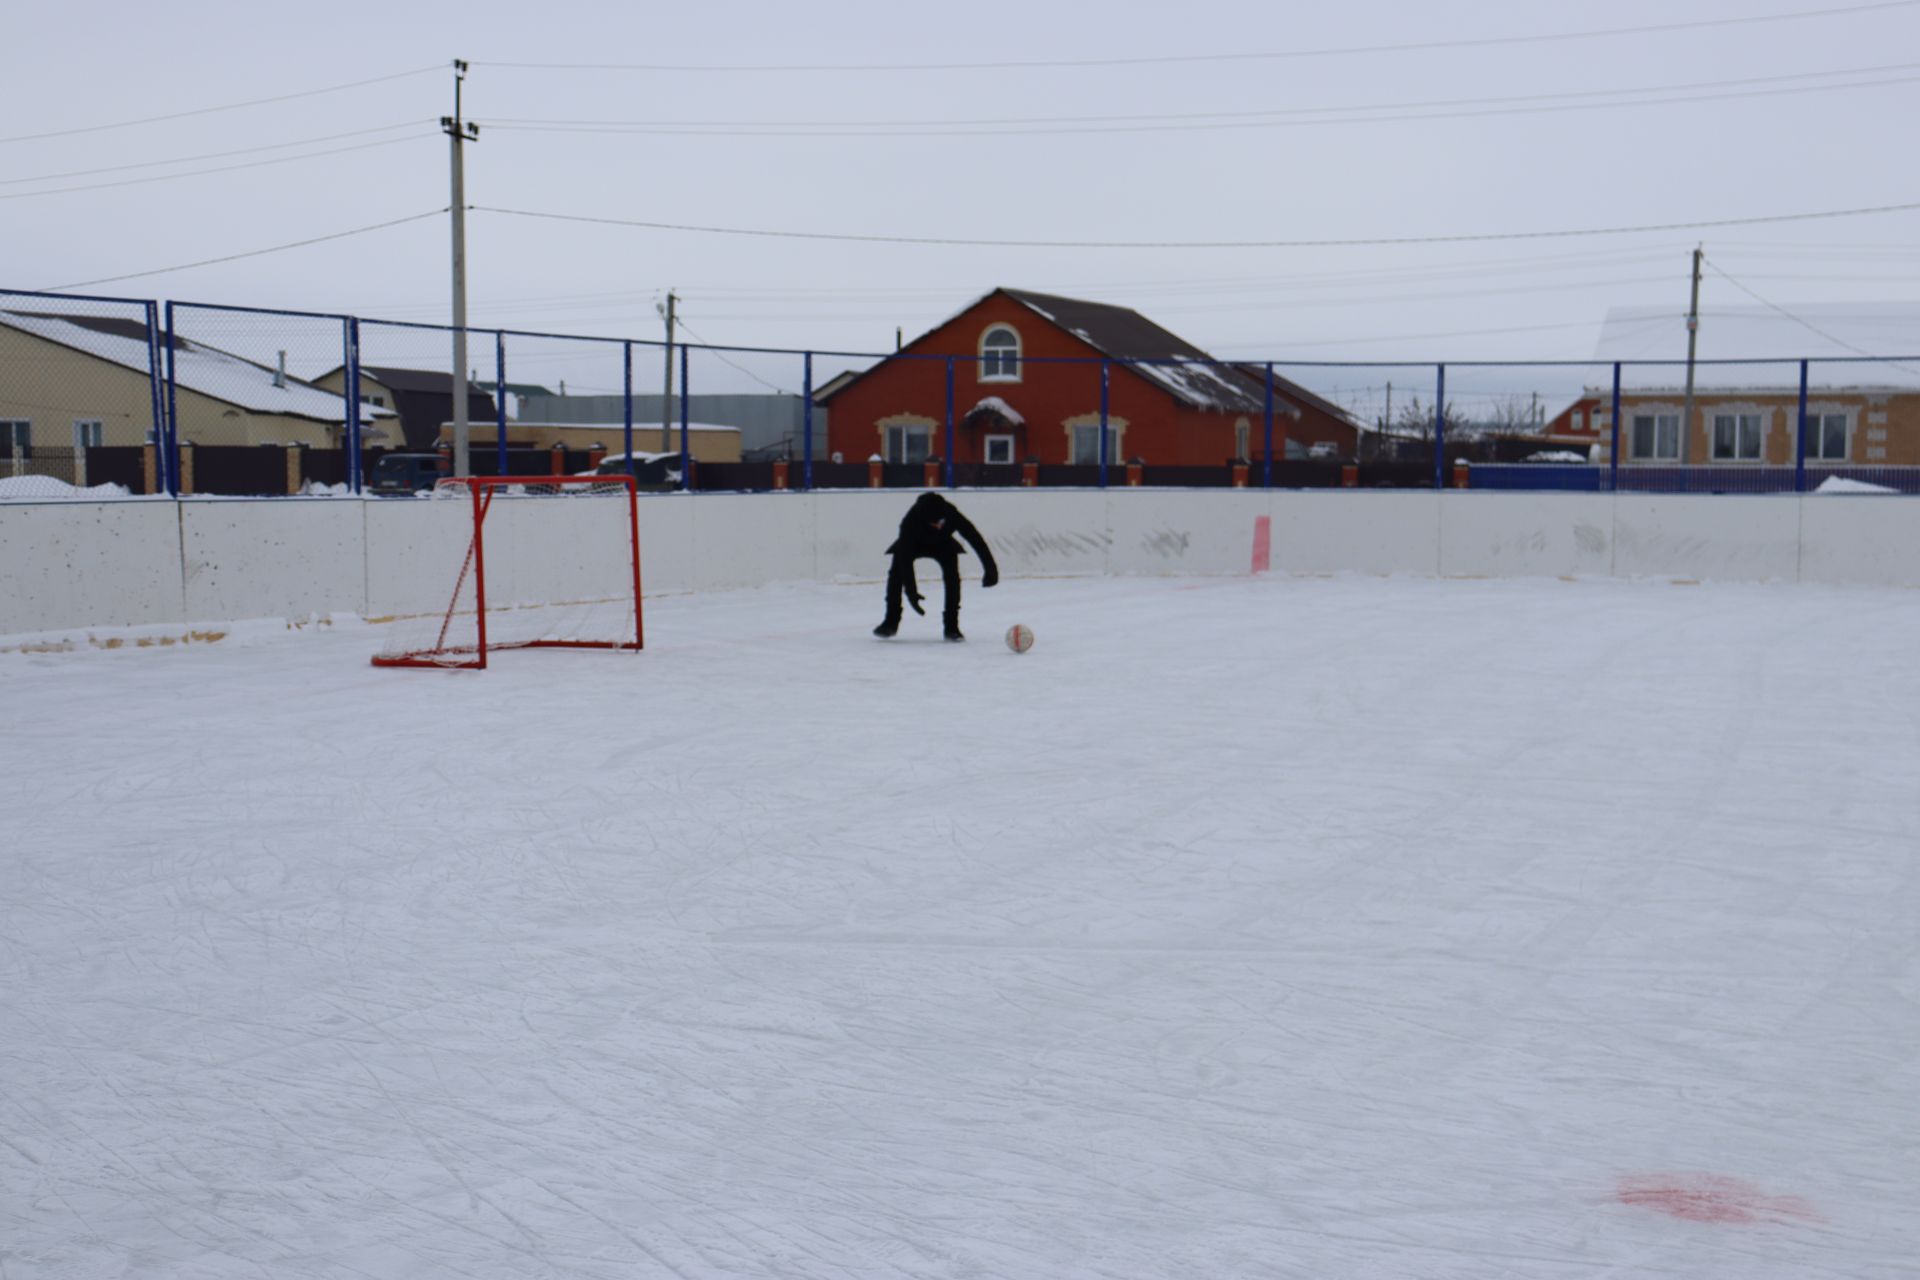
top-left (1571, 410), bottom-right (1585, 432)
top-left (1805, 411), bottom-right (1848, 461)
top-left (73, 419), bottom-right (104, 449)
top-left (885, 423), bottom-right (932, 463)
top-left (1711, 412), bottom-right (1763, 461)
top-left (1631, 413), bottom-right (1679, 461)
top-left (979, 325), bottom-right (1021, 382)
top-left (2, 420), bottom-right (30, 459)
top-left (1070, 423), bottom-right (1105, 465)
top-left (1235, 419), bottom-right (1250, 461)
top-left (984, 434), bottom-right (1015, 465)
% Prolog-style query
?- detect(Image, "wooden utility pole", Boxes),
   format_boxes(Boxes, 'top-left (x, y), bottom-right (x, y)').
top-left (443, 60), bottom-right (480, 477)
top-left (659, 291), bottom-right (677, 453)
top-left (1681, 245), bottom-right (1702, 465)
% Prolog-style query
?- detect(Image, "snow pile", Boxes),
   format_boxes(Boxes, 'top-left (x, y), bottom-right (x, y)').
top-left (297, 480), bottom-right (353, 497)
top-left (0, 474), bottom-right (131, 500)
top-left (1813, 475), bottom-right (1899, 494)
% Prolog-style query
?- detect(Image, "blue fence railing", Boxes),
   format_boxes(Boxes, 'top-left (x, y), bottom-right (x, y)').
top-left (3, 286), bottom-right (1917, 499)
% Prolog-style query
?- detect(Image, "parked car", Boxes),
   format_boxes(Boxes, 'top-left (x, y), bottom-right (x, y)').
top-left (368, 452), bottom-right (451, 496)
top-left (583, 452), bottom-right (683, 490)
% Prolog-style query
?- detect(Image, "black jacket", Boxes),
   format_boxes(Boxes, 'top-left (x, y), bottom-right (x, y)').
top-left (885, 493), bottom-right (999, 586)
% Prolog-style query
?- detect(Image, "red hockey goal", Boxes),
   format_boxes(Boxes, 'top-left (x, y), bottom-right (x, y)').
top-left (373, 476), bottom-right (643, 669)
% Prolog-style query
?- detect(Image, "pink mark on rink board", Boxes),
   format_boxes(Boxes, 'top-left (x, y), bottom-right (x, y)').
top-left (1617, 1174), bottom-right (1822, 1225)
top-left (1251, 515), bottom-right (1271, 574)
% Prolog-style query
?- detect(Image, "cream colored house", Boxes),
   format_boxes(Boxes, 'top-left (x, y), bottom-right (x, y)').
top-left (0, 310), bottom-right (392, 466)
top-left (1546, 386), bottom-right (1920, 467)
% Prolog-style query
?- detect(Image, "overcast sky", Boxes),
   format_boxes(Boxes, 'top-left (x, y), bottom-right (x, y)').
top-left (9, 0), bottom-right (1920, 413)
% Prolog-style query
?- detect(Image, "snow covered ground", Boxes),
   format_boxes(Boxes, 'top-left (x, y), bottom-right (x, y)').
top-left (4, 574), bottom-right (1917, 1278)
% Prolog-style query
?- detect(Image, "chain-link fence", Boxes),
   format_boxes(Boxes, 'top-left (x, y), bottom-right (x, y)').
top-left (6, 290), bottom-right (1920, 498)
top-left (0, 289), bottom-right (165, 492)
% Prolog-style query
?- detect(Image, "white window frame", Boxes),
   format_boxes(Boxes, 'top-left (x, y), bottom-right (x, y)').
top-left (1710, 410), bottom-right (1765, 462)
top-left (984, 434), bottom-right (1015, 465)
top-left (73, 419), bottom-right (105, 449)
top-left (978, 325), bottom-right (1022, 384)
top-left (877, 414), bottom-right (936, 464)
top-left (1804, 407), bottom-right (1850, 462)
top-left (2, 419), bottom-right (30, 460)
top-left (1630, 411), bottom-right (1680, 461)
top-left (1062, 414), bottom-right (1127, 467)
top-left (1234, 418), bottom-right (1250, 461)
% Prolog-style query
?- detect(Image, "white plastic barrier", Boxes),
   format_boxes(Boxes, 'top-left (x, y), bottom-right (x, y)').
top-left (180, 498), bottom-right (367, 625)
top-left (0, 500), bottom-right (184, 636)
top-left (1439, 492), bottom-right (1615, 579)
top-left (1613, 494), bottom-right (1802, 582)
top-left (4, 490), bottom-right (1919, 642)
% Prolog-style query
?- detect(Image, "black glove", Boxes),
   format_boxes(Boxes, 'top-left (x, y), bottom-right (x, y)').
top-left (906, 586), bottom-right (926, 615)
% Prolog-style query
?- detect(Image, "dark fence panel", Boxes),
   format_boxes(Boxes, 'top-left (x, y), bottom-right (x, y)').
top-left (694, 462), bottom-right (775, 491)
top-left (806, 462), bottom-right (872, 490)
top-left (1356, 462), bottom-right (1434, 488)
top-left (1269, 460), bottom-right (1345, 488)
top-left (1139, 465), bottom-right (1233, 488)
top-left (948, 463), bottom-right (1025, 488)
top-left (189, 445), bottom-right (288, 496)
top-left (87, 446), bottom-right (149, 492)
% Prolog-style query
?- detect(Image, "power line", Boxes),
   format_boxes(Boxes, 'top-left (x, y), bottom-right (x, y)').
top-left (674, 314), bottom-right (796, 393)
top-left (473, 2), bottom-right (1920, 72)
top-left (38, 209), bottom-right (447, 291)
top-left (0, 121), bottom-right (431, 186)
top-left (474, 200), bottom-right (1920, 250)
top-left (0, 133), bottom-right (437, 200)
top-left (1701, 257), bottom-right (1920, 372)
top-left (487, 62), bottom-right (1920, 136)
top-left (0, 65), bottom-right (445, 145)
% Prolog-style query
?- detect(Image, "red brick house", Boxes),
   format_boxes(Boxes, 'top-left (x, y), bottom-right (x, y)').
top-left (821, 288), bottom-right (1360, 467)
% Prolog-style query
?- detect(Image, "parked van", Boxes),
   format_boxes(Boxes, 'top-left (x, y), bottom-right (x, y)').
top-left (368, 452), bottom-right (451, 496)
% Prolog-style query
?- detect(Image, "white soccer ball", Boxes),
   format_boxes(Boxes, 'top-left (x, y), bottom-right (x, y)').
top-left (1005, 623), bottom-right (1034, 654)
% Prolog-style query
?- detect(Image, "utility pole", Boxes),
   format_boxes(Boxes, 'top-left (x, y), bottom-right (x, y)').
top-left (443, 60), bottom-right (480, 477)
top-left (658, 292), bottom-right (677, 453)
top-left (1681, 244), bottom-right (1702, 465)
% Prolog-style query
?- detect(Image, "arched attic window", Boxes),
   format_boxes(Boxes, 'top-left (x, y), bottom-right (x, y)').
top-left (979, 325), bottom-right (1021, 383)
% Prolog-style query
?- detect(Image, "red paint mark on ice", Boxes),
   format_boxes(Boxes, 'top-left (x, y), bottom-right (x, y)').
top-left (1251, 515), bottom-right (1271, 575)
top-left (1617, 1174), bottom-right (1821, 1225)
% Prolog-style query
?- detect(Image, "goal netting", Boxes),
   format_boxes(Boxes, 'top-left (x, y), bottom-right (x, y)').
top-left (373, 476), bottom-right (643, 669)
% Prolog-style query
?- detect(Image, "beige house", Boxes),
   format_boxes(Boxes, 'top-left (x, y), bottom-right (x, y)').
top-left (0, 310), bottom-right (392, 475)
top-left (1545, 386), bottom-right (1920, 467)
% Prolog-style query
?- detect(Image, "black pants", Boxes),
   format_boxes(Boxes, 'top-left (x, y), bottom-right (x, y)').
top-left (883, 550), bottom-right (961, 623)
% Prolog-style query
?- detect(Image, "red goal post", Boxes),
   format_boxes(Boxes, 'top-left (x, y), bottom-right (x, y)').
top-left (372, 475), bottom-right (644, 670)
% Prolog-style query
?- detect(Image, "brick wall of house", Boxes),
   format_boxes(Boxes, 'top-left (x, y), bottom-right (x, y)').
top-left (823, 294), bottom-right (1253, 467)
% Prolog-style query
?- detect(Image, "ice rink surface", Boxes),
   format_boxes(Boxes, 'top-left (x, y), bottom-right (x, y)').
top-left (5, 574), bottom-right (1918, 1278)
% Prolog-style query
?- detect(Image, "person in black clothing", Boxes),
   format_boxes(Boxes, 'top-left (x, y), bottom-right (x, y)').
top-left (874, 492), bottom-right (999, 641)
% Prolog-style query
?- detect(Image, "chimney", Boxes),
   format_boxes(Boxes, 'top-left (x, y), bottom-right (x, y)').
top-left (274, 351), bottom-right (287, 389)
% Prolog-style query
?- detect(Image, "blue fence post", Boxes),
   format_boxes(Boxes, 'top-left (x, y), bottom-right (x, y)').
top-left (1433, 363), bottom-right (1446, 490)
top-left (143, 301), bottom-right (168, 495)
top-left (1609, 362), bottom-right (1622, 493)
top-left (622, 342), bottom-right (635, 479)
top-left (679, 344), bottom-right (691, 490)
top-left (345, 317), bottom-right (363, 493)
top-left (943, 357), bottom-right (955, 488)
top-left (1099, 359), bottom-right (1111, 489)
top-left (1262, 361), bottom-right (1275, 488)
top-left (493, 331), bottom-right (507, 477)
top-left (162, 302), bottom-right (181, 498)
top-left (802, 351), bottom-right (814, 491)
top-left (1795, 359), bottom-right (1810, 493)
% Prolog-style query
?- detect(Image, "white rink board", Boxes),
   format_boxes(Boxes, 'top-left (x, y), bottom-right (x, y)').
top-left (1269, 491), bottom-right (1442, 575)
top-left (1799, 495), bottom-right (1920, 586)
top-left (960, 489), bottom-right (1114, 578)
top-left (180, 498), bottom-right (366, 625)
top-left (5, 488), bottom-right (1920, 640)
top-left (1439, 492), bottom-right (1616, 578)
top-left (1105, 488), bottom-right (1266, 576)
top-left (1613, 495), bottom-right (1802, 582)
top-left (0, 500), bottom-right (183, 635)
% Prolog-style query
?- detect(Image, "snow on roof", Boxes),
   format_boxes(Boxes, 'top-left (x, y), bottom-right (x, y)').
top-left (965, 395), bottom-right (1024, 425)
top-left (0, 310), bottom-right (391, 424)
top-left (1594, 303), bottom-right (1920, 389)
